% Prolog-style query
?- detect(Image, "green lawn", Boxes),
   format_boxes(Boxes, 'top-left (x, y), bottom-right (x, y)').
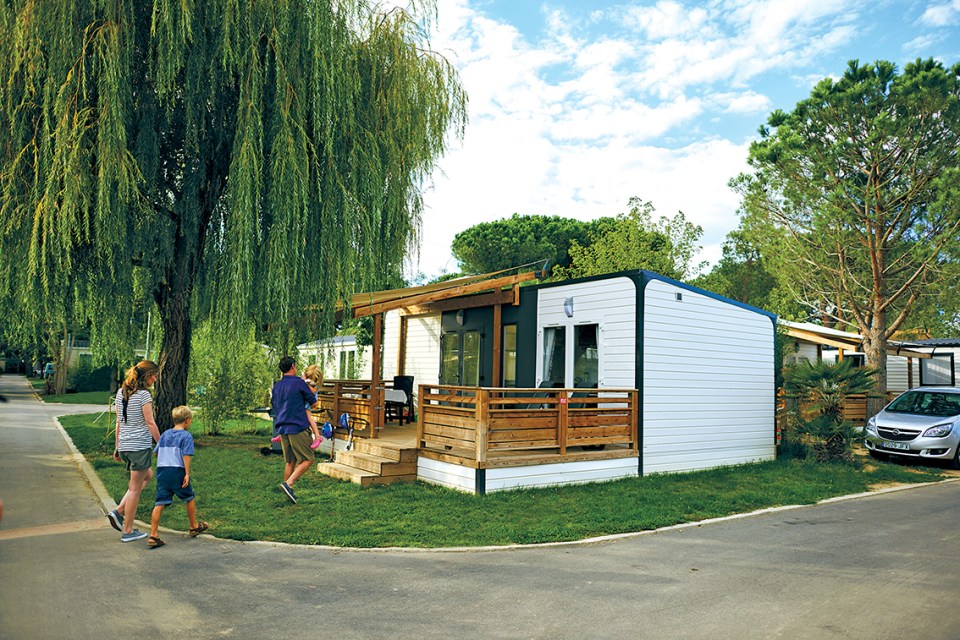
top-left (31, 379), bottom-right (113, 405)
top-left (45, 390), bottom-right (113, 404)
top-left (59, 413), bottom-right (947, 548)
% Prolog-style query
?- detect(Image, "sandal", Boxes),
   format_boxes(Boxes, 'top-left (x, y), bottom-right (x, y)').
top-left (147, 536), bottom-right (165, 549)
top-left (189, 522), bottom-right (209, 537)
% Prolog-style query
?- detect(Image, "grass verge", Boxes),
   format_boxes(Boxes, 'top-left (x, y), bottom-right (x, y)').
top-left (60, 413), bottom-right (947, 548)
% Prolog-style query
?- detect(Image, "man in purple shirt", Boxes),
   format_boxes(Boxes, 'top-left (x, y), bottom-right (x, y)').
top-left (271, 356), bottom-right (318, 504)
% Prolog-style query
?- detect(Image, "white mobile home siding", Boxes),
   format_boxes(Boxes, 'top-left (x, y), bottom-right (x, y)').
top-left (416, 456), bottom-right (638, 494)
top-left (484, 458), bottom-right (638, 492)
top-left (785, 341), bottom-right (820, 365)
top-left (887, 356), bottom-right (910, 392)
top-left (642, 280), bottom-right (775, 474)
top-left (383, 311), bottom-right (441, 407)
top-left (536, 277), bottom-right (636, 389)
top-left (417, 457), bottom-right (476, 493)
top-left (299, 337), bottom-right (371, 380)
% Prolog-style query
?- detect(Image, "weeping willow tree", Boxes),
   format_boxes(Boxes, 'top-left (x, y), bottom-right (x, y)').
top-left (0, 0), bottom-right (466, 427)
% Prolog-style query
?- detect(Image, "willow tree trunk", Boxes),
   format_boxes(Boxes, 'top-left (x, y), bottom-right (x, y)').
top-left (152, 232), bottom-right (199, 433)
top-left (154, 289), bottom-right (192, 433)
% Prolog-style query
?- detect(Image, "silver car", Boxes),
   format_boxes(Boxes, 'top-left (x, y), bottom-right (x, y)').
top-left (864, 386), bottom-right (960, 469)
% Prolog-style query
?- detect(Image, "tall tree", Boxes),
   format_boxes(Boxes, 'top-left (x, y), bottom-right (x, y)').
top-left (553, 197), bottom-right (704, 281)
top-left (733, 59), bottom-right (960, 416)
top-left (692, 228), bottom-right (804, 319)
top-left (0, 1), bottom-right (466, 427)
top-left (450, 214), bottom-right (592, 274)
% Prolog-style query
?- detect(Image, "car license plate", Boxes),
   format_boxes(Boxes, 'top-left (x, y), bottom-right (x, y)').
top-left (882, 440), bottom-right (911, 451)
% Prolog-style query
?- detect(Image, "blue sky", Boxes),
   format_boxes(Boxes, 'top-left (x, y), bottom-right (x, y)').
top-left (402, 0), bottom-right (960, 280)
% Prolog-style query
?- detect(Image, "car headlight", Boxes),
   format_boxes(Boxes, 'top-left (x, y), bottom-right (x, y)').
top-left (865, 416), bottom-right (877, 435)
top-left (922, 423), bottom-right (954, 438)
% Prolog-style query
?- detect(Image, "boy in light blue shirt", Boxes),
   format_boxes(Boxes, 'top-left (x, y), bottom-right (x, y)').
top-left (147, 405), bottom-right (209, 548)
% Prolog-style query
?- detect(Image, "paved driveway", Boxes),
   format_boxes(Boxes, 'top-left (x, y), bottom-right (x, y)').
top-left (1, 373), bottom-right (959, 640)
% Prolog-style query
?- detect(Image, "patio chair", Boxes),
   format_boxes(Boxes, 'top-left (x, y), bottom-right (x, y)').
top-left (386, 375), bottom-right (415, 425)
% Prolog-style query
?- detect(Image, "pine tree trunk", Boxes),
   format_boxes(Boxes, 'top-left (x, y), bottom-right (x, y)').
top-left (862, 327), bottom-right (887, 420)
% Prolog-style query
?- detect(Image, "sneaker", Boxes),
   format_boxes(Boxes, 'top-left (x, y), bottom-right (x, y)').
top-left (107, 509), bottom-right (124, 532)
top-left (270, 435), bottom-right (282, 443)
top-left (310, 437), bottom-right (323, 450)
top-left (120, 529), bottom-right (149, 543)
top-left (279, 482), bottom-right (297, 504)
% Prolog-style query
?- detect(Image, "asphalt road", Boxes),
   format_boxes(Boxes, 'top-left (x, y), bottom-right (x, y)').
top-left (1, 373), bottom-right (959, 640)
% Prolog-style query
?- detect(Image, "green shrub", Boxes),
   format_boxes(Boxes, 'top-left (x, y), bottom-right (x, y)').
top-left (70, 360), bottom-right (113, 392)
top-left (782, 359), bottom-right (875, 463)
top-left (188, 321), bottom-right (273, 435)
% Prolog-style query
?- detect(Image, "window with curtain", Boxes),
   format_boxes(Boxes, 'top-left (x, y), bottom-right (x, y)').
top-left (920, 353), bottom-right (955, 386)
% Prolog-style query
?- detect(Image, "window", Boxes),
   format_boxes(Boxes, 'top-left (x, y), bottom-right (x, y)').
top-left (462, 331), bottom-right (481, 387)
top-left (573, 324), bottom-right (599, 388)
top-left (542, 326), bottom-right (565, 387)
top-left (440, 331), bottom-right (482, 386)
top-left (920, 353), bottom-right (955, 386)
top-left (338, 350), bottom-right (356, 379)
top-left (440, 333), bottom-right (460, 385)
top-left (503, 324), bottom-right (517, 387)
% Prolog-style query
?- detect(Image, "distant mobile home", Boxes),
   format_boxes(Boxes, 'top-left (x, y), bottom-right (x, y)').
top-left (375, 270), bottom-right (777, 493)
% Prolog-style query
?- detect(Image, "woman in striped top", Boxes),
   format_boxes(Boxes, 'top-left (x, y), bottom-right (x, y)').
top-left (108, 360), bottom-right (161, 542)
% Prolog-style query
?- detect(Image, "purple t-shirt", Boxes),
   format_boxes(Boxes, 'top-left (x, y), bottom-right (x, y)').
top-left (271, 375), bottom-right (317, 435)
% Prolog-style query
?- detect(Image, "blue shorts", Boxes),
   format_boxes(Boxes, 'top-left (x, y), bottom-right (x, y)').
top-left (154, 467), bottom-right (195, 506)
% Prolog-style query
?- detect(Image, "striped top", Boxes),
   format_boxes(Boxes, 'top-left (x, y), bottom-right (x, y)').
top-left (116, 389), bottom-right (155, 452)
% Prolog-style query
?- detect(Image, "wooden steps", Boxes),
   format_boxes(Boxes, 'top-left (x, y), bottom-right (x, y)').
top-left (316, 436), bottom-right (418, 487)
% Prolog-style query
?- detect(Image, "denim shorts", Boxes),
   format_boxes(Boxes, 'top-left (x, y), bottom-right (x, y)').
top-left (154, 467), bottom-right (195, 506)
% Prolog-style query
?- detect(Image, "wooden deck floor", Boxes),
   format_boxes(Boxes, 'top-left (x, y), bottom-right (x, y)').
top-left (371, 424), bottom-right (418, 447)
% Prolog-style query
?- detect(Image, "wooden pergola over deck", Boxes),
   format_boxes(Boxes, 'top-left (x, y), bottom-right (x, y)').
top-left (336, 266), bottom-right (546, 438)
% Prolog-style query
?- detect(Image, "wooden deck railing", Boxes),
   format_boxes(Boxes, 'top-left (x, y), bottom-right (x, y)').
top-left (313, 378), bottom-right (409, 437)
top-left (314, 380), bottom-right (377, 436)
top-left (417, 385), bottom-right (639, 465)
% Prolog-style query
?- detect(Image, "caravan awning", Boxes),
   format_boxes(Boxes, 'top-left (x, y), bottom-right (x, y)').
top-left (780, 321), bottom-right (931, 359)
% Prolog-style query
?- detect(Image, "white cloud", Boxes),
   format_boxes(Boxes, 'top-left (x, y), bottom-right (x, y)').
top-left (918, 0), bottom-right (960, 27)
top-left (406, 0), bottom-right (898, 279)
top-left (618, 0), bottom-right (712, 39)
top-left (903, 32), bottom-right (944, 53)
top-left (712, 90), bottom-right (772, 115)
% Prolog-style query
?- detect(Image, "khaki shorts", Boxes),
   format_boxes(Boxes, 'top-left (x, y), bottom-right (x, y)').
top-left (281, 429), bottom-right (315, 464)
top-left (119, 448), bottom-right (153, 472)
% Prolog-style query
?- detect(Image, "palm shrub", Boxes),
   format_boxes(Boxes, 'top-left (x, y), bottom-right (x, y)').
top-left (782, 359), bottom-right (876, 462)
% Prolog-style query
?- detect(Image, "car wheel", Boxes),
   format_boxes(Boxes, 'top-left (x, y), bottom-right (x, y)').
top-left (950, 447), bottom-right (960, 471)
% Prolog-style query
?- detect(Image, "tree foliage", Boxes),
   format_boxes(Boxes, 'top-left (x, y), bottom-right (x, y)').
top-left (692, 228), bottom-right (804, 319)
top-left (733, 59), bottom-right (960, 413)
top-left (187, 320), bottom-right (273, 436)
top-left (0, 0), bottom-right (466, 427)
top-left (451, 214), bottom-right (593, 274)
top-left (553, 197), bottom-right (704, 281)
